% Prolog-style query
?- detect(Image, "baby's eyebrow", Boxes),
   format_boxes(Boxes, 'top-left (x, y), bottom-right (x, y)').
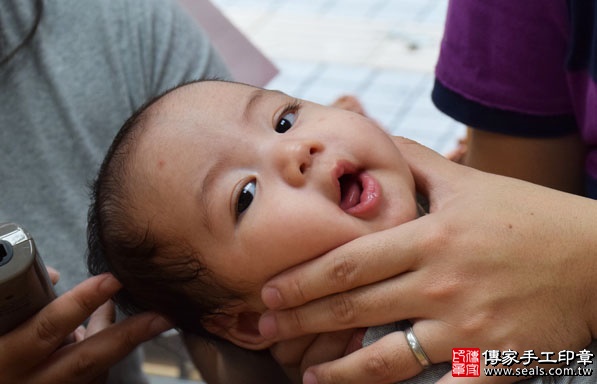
top-left (242, 88), bottom-right (267, 123)
top-left (199, 157), bottom-right (226, 235)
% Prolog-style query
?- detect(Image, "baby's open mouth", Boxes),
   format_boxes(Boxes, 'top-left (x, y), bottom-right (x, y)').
top-left (339, 172), bottom-right (363, 211)
top-left (335, 164), bottom-right (381, 218)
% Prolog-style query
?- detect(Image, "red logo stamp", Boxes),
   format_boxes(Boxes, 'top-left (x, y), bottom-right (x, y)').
top-left (453, 348), bottom-right (481, 377)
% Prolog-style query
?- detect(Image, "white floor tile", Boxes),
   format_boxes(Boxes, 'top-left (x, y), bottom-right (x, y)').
top-left (209, 0), bottom-right (457, 150)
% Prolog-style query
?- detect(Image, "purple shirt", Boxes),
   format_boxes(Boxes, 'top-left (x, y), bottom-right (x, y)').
top-left (432, 0), bottom-right (597, 181)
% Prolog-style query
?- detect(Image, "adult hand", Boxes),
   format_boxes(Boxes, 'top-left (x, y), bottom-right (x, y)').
top-left (0, 273), bottom-right (172, 384)
top-left (269, 330), bottom-right (359, 382)
top-left (259, 137), bottom-right (597, 383)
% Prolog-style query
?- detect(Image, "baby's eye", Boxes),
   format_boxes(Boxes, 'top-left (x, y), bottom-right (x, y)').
top-left (236, 180), bottom-right (256, 216)
top-left (275, 112), bottom-right (296, 133)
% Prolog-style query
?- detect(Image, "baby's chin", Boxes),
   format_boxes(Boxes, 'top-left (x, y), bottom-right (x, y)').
top-left (369, 203), bottom-right (419, 233)
top-left (337, 205), bottom-right (416, 248)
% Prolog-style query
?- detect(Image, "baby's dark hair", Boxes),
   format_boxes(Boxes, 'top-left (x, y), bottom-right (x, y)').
top-left (87, 80), bottom-right (242, 340)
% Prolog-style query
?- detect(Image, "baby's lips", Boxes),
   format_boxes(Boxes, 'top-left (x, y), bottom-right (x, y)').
top-left (333, 160), bottom-right (358, 205)
top-left (344, 172), bottom-right (382, 219)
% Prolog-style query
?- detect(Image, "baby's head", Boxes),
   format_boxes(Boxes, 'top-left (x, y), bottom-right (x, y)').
top-left (88, 80), bottom-right (417, 350)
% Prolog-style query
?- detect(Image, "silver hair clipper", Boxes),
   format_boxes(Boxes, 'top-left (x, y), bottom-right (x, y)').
top-left (0, 222), bottom-right (56, 335)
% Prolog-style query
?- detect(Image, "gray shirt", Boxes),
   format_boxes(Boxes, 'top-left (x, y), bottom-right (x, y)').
top-left (0, 0), bottom-right (230, 294)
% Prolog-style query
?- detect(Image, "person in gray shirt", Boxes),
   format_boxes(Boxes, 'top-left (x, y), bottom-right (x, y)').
top-left (0, 0), bottom-right (229, 382)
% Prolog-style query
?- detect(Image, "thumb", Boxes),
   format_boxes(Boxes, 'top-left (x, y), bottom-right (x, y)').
top-left (392, 136), bottom-right (474, 206)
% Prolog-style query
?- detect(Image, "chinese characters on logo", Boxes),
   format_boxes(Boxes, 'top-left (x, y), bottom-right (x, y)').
top-left (452, 348), bottom-right (480, 377)
top-left (452, 349), bottom-right (594, 377)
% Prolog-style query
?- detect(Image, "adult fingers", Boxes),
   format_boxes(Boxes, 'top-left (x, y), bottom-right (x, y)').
top-left (0, 274), bottom-right (121, 367)
top-left (261, 221), bottom-right (424, 312)
top-left (259, 272), bottom-right (423, 341)
top-left (270, 332), bottom-right (355, 382)
top-left (269, 335), bottom-right (317, 377)
top-left (298, 330), bottom-right (355, 374)
top-left (85, 301), bottom-right (116, 337)
top-left (301, 320), bottom-right (470, 384)
top-left (303, 331), bottom-right (425, 384)
top-left (31, 311), bottom-right (172, 384)
top-left (302, 325), bottom-right (539, 384)
top-left (268, 332), bottom-right (351, 381)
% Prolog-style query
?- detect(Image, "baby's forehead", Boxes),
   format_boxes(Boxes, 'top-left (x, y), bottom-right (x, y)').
top-left (141, 81), bottom-right (298, 144)
top-left (136, 81), bottom-right (255, 154)
top-left (147, 81), bottom-right (257, 116)
top-left (174, 80), bottom-right (256, 99)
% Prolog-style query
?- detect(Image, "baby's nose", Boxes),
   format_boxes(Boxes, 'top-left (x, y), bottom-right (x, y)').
top-left (274, 139), bottom-right (322, 187)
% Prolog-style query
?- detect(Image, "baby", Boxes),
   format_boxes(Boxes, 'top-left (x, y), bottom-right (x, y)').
top-left (87, 79), bottom-right (438, 381)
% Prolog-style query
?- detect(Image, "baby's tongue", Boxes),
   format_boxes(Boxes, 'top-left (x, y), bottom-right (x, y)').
top-left (340, 175), bottom-right (361, 210)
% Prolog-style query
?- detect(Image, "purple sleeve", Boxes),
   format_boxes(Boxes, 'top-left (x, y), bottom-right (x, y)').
top-left (432, 0), bottom-right (577, 137)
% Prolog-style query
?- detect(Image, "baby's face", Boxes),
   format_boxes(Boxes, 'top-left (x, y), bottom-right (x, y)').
top-left (134, 81), bottom-right (416, 309)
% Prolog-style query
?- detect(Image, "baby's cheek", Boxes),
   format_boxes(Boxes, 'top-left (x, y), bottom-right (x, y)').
top-left (247, 223), bottom-right (350, 275)
top-left (298, 223), bottom-right (370, 261)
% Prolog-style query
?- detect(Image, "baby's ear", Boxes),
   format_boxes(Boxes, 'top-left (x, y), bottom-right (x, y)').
top-left (204, 307), bottom-right (274, 351)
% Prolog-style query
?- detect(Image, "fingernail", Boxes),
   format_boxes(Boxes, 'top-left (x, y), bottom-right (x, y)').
top-left (149, 315), bottom-right (174, 334)
top-left (98, 273), bottom-right (122, 292)
top-left (303, 371), bottom-right (318, 384)
top-left (262, 286), bottom-right (283, 309)
top-left (258, 312), bottom-right (278, 340)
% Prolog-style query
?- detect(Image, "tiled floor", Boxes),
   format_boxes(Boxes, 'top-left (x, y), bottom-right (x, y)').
top-left (147, 0), bottom-right (462, 382)
top-left (210, 0), bottom-right (465, 154)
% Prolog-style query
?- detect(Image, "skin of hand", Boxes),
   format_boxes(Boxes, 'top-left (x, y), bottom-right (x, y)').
top-left (0, 273), bottom-right (172, 384)
top-left (268, 331), bottom-right (358, 383)
top-left (462, 128), bottom-right (586, 195)
top-left (258, 137), bottom-right (597, 384)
